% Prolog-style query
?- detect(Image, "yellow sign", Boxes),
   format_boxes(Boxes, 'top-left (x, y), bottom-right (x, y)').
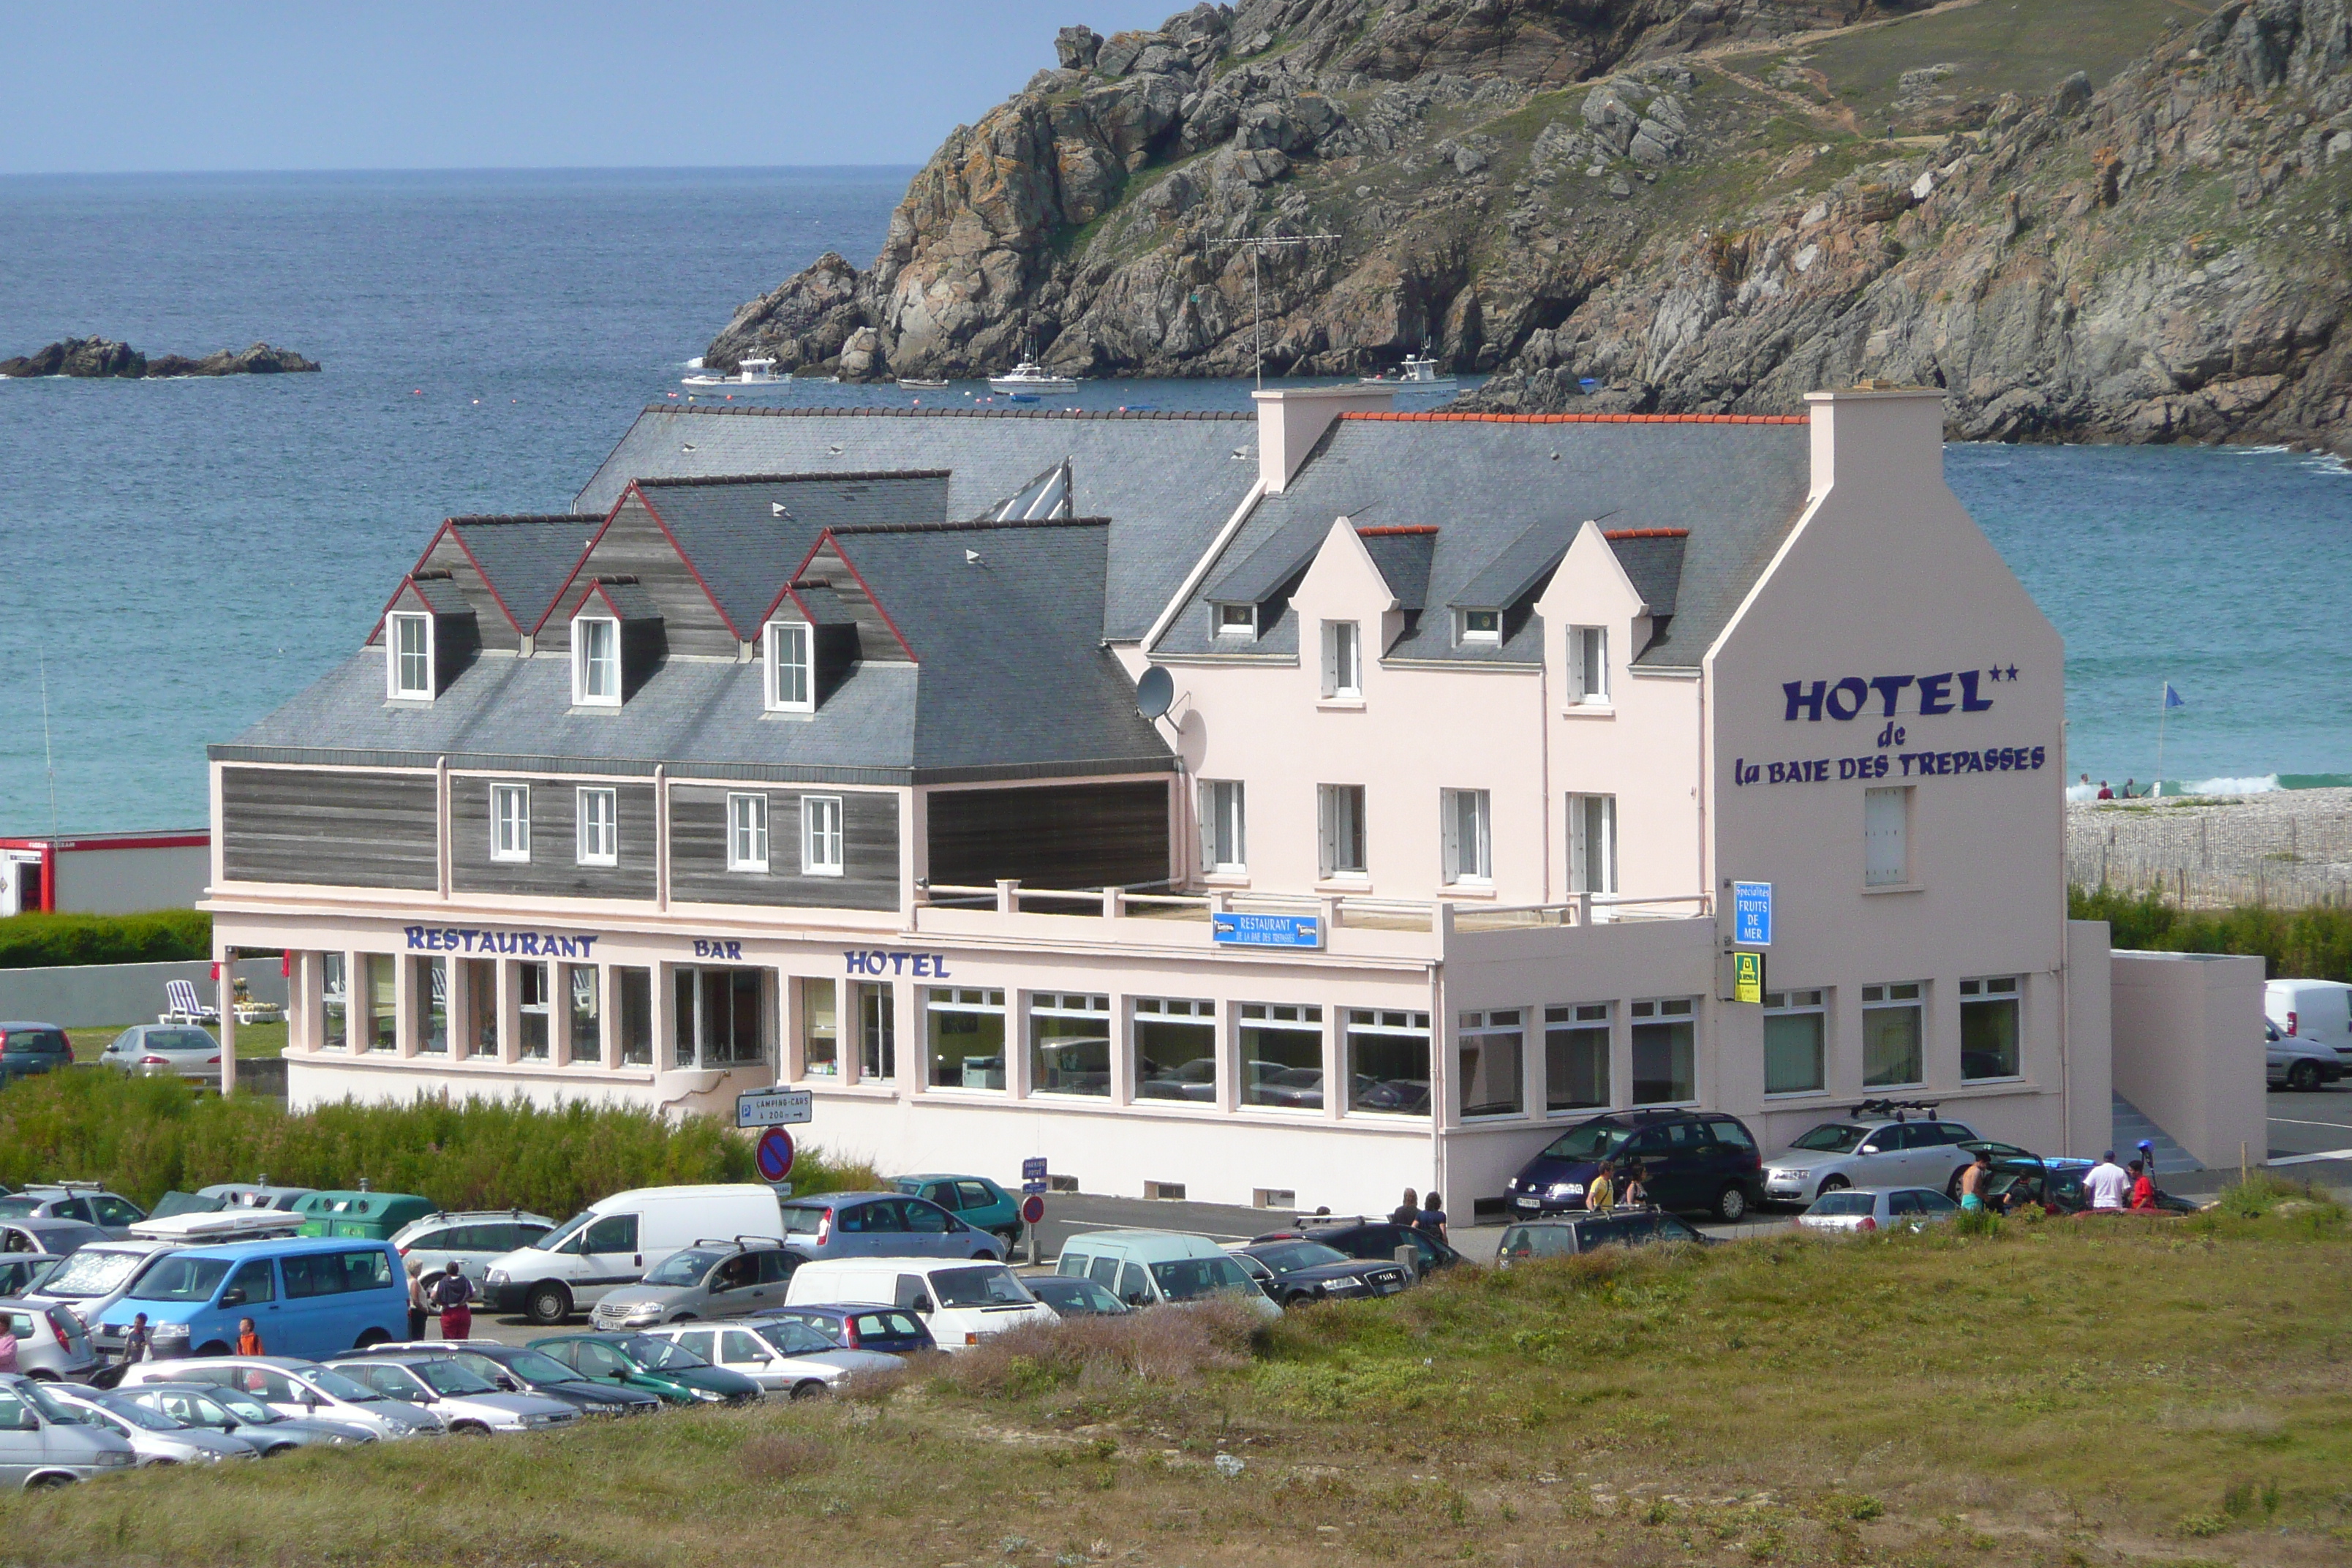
top-left (1733, 951), bottom-right (1765, 1005)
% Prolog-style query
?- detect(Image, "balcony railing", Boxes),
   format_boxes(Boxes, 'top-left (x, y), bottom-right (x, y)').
top-left (917, 883), bottom-right (1711, 936)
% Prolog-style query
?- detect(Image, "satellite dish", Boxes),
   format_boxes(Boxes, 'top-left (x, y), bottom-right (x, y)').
top-left (1135, 666), bottom-right (1175, 721)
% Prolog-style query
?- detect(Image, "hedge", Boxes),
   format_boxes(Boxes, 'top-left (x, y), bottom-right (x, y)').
top-left (0, 1070), bottom-right (877, 1218)
top-left (0, 909), bottom-right (211, 969)
top-left (2070, 885), bottom-right (2352, 983)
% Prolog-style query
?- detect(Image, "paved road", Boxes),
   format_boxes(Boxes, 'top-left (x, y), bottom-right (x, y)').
top-left (2255, 1078), bottom-right (2352, 1186)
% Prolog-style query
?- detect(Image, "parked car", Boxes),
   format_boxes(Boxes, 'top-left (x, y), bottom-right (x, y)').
top-left (775, 1192), bottom-right (1006, 1267)
top-left (785, 1257), bottom-right (1058, 1349)
top-left (0, 1258), bottom-right (64, 1299)
top-left (2266, 1018), bottom-right (2343, 1092)
top-left (1505, 1109), bottom-right (1765, 1221)
top-left (526, 1333), bottom-right (762, 1406)
top-left (330, 1352), bottom-right (580, 1433)
top-left (113, 1237), bottom-right (406, 1360)
top-left (886, 1174), bottom-right (1022, 1248)
top-left (1052, 1231), bottom-right (1282, 1320)
top-left (589, 1240), bottom-right (802, 1330)
top-left (1796, 1186), bottom-right (1961, 1233)
top-left (0, 1187), bottom-right (148, 1240)
top-left (385, 1341), bottom-right (663, 1417)
top-left (96, 1025), bottom-right (222, 1085)
top-left (193, 1182), bottom-right (317, 1212)
top-left (761, 1304), bottom-right (936, 1356)
top-left (0, 1298), bottom-right (98, 1381)
top-left (112, 1380), bottom-right (376, 1452)
top-left (1228, 1240), bottom-right (1411, 1305)
top-left (0, 1219), bottom-right (105, 1260)
top-left (2266, 978), bottom-right (2352, 1063)
top-left (641, 1317), bottom-right (900, 1398)
top-left (1956, 1144), bottom-right (2198, 1217)
top-left (45, 1384), bottom-right (254, 1465)
top-left (120, 1357), bottom-right (444, 1439)
top-left (1019, 1275), bottom-right (1128, 1319)
top-left (1496, 1210), bottom-right (1710, 1264)
top-left (27, 1240), bottom-right (179, 1343)
top-left (0, 1025), bottom-right (74, 1087)
top-left (388, 1210), bottom-right (555, 1290)
top-left (1254, 1219), bottom-right (1460, 1282)
top-left (293, 1191), bottom-right (438, 1242)
top-left (0, 1373), bottom-right (136, 1485)
top-left (483, 1183), bottom-right (786, 1325)
top-left (1761, 1111), bottom-right (1983, 1206)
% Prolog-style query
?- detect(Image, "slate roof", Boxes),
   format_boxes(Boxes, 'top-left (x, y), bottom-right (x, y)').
top-left (444, 516), bottom-right (599, 636)
top-left (1154, 414), bottom-right (1810, 668)
top-left (575, 406), bottom-right (1260, 641)
top-left (404, 576), bottom-right (475, 617)
top-left (1357, 527), bottom-right (1435, 611)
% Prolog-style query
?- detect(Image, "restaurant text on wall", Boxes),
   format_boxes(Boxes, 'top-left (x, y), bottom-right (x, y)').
top-left (404, 925), bottom-right (599, 957)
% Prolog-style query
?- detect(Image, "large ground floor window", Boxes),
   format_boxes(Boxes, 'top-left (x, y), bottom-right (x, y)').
top-left (1862, 983), bottom-right (1923, 1087)
top-left (927, 988), bottom-right (1006, 1090)
top-left (461, 957), bottom-right (496, 1058)
top-left (675, 966), bottom-right (763, 1068)
top-left (1346, 1009), bottom-right (1431, 1115)
top-left (1545, 1003), bottom-right (1609, 1112)
top-left (566, 965), bottom-right (600, 1065)
top-left (1763, 990), bottom-right (1825, 1096)
top-left (615, 968), bottom-right (652, 1066)
top-left (1457, 1009), bottom-right (1522, 1117)
top-left (365, 954), bottom-right (397, 1052)
top-left (519, 961), bottom-right (552, 1061)
top-left (1959, 976), bottom-right (2020, 1079)
top-left (1030, 992), bottom-right (1109, 1096)
top-left (799, 978), bottom-right (838, 1077)
top-left (860, 983), bottom-right (896, 1082)
top-left (1240, 1003), bottom-right (1322, 1109)
top-left (1630, 998), bottom-right (1695, 1104)
top-left (413, 957), bottom-right (448, 1054)
top-left (320, 953), bottom-right (349, 1051)
top-left (1135, 998), bottom-right (1215, 1103)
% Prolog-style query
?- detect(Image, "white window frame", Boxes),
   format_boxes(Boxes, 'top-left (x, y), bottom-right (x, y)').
top-left (766, 619), bottom-right (813, 713)
top-left (1568, 794), bottom-right (1616, 894)
top-left (1569, 625), bottom-right (1609, 704)
top-left (1458, 608), bottom-right (1502, 645)
top-left (1215, 602), bottom-right (1257, 638)
top-left (1761, 988), bottom-right (1828, 1097)
top-left (1440, 788), bottom-right (1491, 886)
top-left (1318, 783), bottom-right (1367, 878)
top-left (727, 792), bottom-right (770, 873)
top-left (1321, 620), bottom-right (1362, 698)
top-left (573, 614), bottom-right (620, 707)
top-left (576, 786), bottom-right (617, 867)
top-left (1198, 780), bottom-right (1245, 875)
top-left (801, 794), bottom-right (844, 877)
top-left (1864, 785), bottom-right (1910, 886)
top-left (388, 612), bottom-right (433, 700)
top-left (489, 783), bottom-right (530, 863)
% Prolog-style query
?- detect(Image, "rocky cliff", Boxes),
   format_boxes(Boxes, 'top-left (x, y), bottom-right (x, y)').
top-left (706, 0), bottom-right (2352, 451)
top-left (0, 338), bottom-right (320, 378)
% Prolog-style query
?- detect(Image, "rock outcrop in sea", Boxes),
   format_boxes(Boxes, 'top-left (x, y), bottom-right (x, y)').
top-left (0, 338), bottom-right (321, 379)
top-left (706, 0), bottom-right (2351, 453)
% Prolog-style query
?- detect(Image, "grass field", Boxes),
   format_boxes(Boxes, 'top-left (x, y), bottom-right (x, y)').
top-left (7, 1180), bottom-right (2345, 1567)
top-left (64, 1022), bottom-right (284, 1061)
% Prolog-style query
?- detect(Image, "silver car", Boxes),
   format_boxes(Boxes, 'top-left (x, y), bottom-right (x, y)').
top-left (0, 1297), bottom-right (99, 1380)
top-left (2266, 1019), bottom-right (2344, 1092)
top-left (0, 1187), bottom-right (143, 1242)
top-left (589, 1241), bottom-right (801, 1330)
top-left (97, 1025), bottom-right (223, 1086)
top-left (119, 1357), bottom-right (445, 1439)
top-left (641, 1317), bottom-right (900, 1398)
top-left (0, 1257), bottom-right (66, 1299)
top-left (1796, 1186), bottom-right (1959, 1233)
top-left (1760, 1115), bottom-right (1980, 1206)
top-left (113, 1382), bottom-right (374, 1453)
top-left (331, 1354), bottom-right (579, 1434)
top-left (0, 1373), bottom-right (135, 1486)
top-left (388, 1210), bottom-right (555, 1291)
top-left (47, 1384), bottom-right (253, 1466)
top-left (26, 1240), bottom-right (178, 1348)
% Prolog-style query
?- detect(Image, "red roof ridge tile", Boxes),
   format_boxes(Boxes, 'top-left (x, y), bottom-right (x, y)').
top-left (1602, 527), bottom-right (1691, 540)
top-left (1354, 524), bottom-right (1439, 536)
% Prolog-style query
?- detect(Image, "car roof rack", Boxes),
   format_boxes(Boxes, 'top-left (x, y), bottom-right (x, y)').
top-left (26, 1180), bottom-right (107, 1194)
top-left (1292, 1213), bottom-right (1367, 1229)
top-left (1848, 1098), bottom-right (1941, 1121)
top-left (690, 1235), bottom-right (789, 1250)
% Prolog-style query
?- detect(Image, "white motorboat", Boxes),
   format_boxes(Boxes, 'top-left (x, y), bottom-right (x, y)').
top-left (1361, 353), bottom-right (1455, 386)
top-left (897, 377), bottom-right (950, 390)
top-left (988, 360), bottom-right (1079, 394)
top-left (683, 356), bottom-right (790, 389)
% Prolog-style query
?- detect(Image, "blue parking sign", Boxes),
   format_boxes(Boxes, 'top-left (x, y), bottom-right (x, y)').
top-left (1733, 881), bottom-right (1772, 946)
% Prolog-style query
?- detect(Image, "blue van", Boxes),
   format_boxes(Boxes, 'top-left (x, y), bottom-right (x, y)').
top-left (115, 1237), bottom-right (405, 1360)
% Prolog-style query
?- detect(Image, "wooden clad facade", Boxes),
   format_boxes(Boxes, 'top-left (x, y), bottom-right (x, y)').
top-left (927, 780), bottom-right (1171, 891)
top-left (451, 777), bottom-right (659, 900)
top-left (539, 495), bottom-right (740, 659)
top-left (222, 767), bottom-right (440, 889)
top-left (668, 785), bottom-right (901, 910)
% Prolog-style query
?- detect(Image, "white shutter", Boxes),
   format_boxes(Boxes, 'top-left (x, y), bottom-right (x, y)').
top-left (1227, 783), bottom-right (1245, 870)
top-left (1318, 786), bottom-right (1335, 878)
top-left (1587, 627), bottom-right (1607, 702)
top-left (1568, 796), bottom-right (1588, 892)
top-left (1568, 627), bottom-right (1586, 701)
top-left (1319, 624), bottom-right (1338, 697)
top-left (1865, 787), bottom-right (1908, 886)
top-left (1441, 791), bottom-right (1461, 883)
top-left (1596, 795), bottom-right (1616, 892)
top-left (1198, 781), bottom-right (1218, 874)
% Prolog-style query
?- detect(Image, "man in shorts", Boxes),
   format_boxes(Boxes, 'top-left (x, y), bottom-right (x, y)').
top-left (1959, 1148), bottom-right (1993, 1212)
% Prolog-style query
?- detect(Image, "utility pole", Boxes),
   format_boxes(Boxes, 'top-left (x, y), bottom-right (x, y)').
top-left (1206, 233), bottom-right (1341, 388)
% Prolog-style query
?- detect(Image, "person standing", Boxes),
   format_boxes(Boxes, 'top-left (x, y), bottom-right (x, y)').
top-left (1388, 1188), bottom-right (1420, 1225)
top-left (433, 1264), bottom-right (477, 1341)
top-left (0, 1319), bottom-right (18, 1376)
top-left (2096, 780), bottom-right (2114, 800)
top-left (1585, 1163), bottom-right (1615, 1214)
top-left (406, 1259), bottom-right (431, 1341)
top-left (1959, 1148), bottom-right (1993, 1213)
top-left (235, 1318), bottom-right (264, 1356)
top-left (1619, 1164), bottom-right (1651, 1210)
top-left (1415, 1191), bottom-right (1448, 1247)
top-left (121, 1313), bottom-right (150, 1366)
top-left (2084, 1150), bottom-right (2132, 1210)
top-left (2128, 1159), bottom-right (2159, 1212)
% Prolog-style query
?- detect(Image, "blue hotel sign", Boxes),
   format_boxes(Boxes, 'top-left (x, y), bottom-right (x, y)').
top-left (1212, 913), bottom-right (1324, 949)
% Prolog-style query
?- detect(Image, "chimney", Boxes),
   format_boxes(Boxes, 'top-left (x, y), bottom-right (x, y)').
top-left (1803, 385), bottom-right (1947, 501)
top-left (1251, 385), bottom-right (1396, 493)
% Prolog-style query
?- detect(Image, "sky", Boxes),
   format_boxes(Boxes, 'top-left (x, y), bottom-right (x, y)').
top-left (2, 2), bottom-right (1182, 174)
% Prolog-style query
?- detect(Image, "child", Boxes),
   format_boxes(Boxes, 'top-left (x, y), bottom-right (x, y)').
top-left (235, 1317), bottom-right (264, 1356)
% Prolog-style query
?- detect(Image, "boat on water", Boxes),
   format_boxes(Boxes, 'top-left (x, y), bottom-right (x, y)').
top-left (988, 360), bottom-right (1079, 394)
top-left (1360, 353), bottom-right (1455, 387)
top-left (897, 377), bottom-right (950, 391)
top-left (683, 356), bottom-right (790, 389)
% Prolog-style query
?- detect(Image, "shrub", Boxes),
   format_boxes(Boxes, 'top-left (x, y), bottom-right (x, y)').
top-left (0, 909), bottom-right (212, 969)
top-left (932, 1300), bottom-right (1260, 1398)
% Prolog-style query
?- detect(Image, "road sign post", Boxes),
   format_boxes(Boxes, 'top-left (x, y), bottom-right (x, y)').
top-left (755, 1126), bottom-right (796, 1183)
top-left (1019, 1191), bottom-right (1047, 1264)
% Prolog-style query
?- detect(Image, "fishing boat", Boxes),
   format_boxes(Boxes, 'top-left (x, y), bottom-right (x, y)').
top-left (988, 359), bottom-right (1079, 394)
top-left (897, 377), bottom-right (950, 390)
top-left (683, 356), bottom-right (790, 389)
top-left (1360, 353), bottom-right (1455, 387)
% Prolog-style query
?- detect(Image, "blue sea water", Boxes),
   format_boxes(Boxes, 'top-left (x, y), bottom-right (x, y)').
top-left (0, 168), bottom-right (2346, 832)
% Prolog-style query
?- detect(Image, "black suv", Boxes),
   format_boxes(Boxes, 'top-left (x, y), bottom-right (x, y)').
top-left (1496, 1210), bottom-right (1711, 1264)
top-left (1251, 1220), bottom-right (1460, 1281)
top-left (1231, 1239), bottom-right (1413, 1305)
top-left (1504, 1109), bottom-right (1764, 1221)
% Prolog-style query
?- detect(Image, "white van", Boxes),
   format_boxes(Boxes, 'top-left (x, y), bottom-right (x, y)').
top-left (2266, 979), bottom-right (2352, 1061)
top-left (1052, 1229), bottom-right (1281, 1321)
top-left (481, 1184), bottom-right (783, 1325)
top-left (783, 1256), bottom-right (1056, 1350)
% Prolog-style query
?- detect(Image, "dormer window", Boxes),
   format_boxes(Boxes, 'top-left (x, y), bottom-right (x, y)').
top-left (1215, 603), bottom-right (1257, 638)
top-left (766, 620), bottom-right (813, 713)
top-left (1459, 608), bottom-right (1501, 645)
top-left (573, 616), bottom-right (619, 707)
top-left (388, 613), bottom-right (432, 700)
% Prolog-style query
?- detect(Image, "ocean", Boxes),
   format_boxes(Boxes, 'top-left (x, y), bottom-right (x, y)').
top-left (0, 168), bottom-right (2345, 833)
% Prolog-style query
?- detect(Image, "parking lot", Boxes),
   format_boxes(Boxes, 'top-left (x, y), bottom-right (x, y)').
top-left (2263, 1080), bottom-right (2352, 1186)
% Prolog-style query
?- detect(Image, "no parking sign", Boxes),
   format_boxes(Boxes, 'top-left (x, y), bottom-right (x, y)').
top-left (755, 1126), bottom-right (796, 1183)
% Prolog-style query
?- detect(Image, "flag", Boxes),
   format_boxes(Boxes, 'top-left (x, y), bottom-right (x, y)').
top-left (2163, 682), bottom-right (2185, 709)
